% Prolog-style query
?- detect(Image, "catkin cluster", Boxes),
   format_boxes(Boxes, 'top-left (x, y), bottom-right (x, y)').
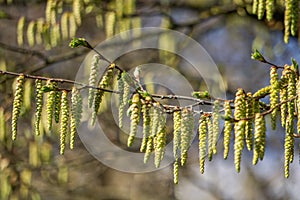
top-left (91, 63), bottom-right (115, 125)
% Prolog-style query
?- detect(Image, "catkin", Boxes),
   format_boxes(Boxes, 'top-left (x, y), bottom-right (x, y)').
top-left (223, 101), bottom-right (232, 159)
top-left (252, 113), bottom-right (266, 165)
top-left (11, 75), bottom-right (25, 140)
top-left (127, 93), bottom-right (141, 147)
top-left (270, 66), bottom-right (280, 130)
top-left (180, 108), bottom-right (194, 166)
top-left (207, 116), bottom-right (213, 161)
top-left (0, 107), bottom-right (6, 142)
top-left (70, 87), bottom-right (83, 149)
top-left (173, 158), bottom-right (179, 184)
top-left (54, 91), bottom-right (61, 123)
top-left (253, 0), bottom-right (258, 14)
top-left (88, 54), bottom-right (100, 108)
top-left (199, 114), bottom-right (207, 174)
top-left (253, 85), bottom-right (271, 98)
top-left (34, 79), bottom-right (43, 136)
top-left (284, 0), bottom-right (293, 43)
top-left (291, 0), bottom-right (299, 36)
top-left (105, 12), bottom-right (116, 38)
top-left (140, 96), bottom-right (151, 152)
top-left (173, 110), bottom-right (181, 159)
top-left (212, 100), bottom-right (220, 154)
top-left (17, 16), bottom-right (26, 46)
top-left (245, 93), bottom-right (253, 151)
top-left (266, 0), bottom-right (274, 21)
top-left (297, 80), bottom-right (300, 134)
top-left (69, 13), bottom-right (77, 38)
top-left (27, 21), bottom-right (36, 47)
top-left (154, 113), bottom-right (167, 168)
top-left (284, 117), bottom-right (294, 178)
top-left (46, 81), bottom-right (57, 131)
top-left (73, 0), bottom-right (82, 26)
top-left (61, 12), bottom-right (69, 40)
top-left (258, 0), bottom-right (266, 20)
top-left (118, 72), bottom-right (125, 128)
top-left (280, 69), bottom-right (288, 128)
top-left (234, 88), bottom-right (246, 172)
top-left (92, 63), bottom-right (115, 125)
top-left (60, 90), bottom-right (69, 155)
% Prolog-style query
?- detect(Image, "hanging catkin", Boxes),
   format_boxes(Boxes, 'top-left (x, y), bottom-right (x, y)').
top-left (245, 93), bottom-right (253, 151)
top-left (223, 101), bottom-right (232, 159)
top-left (270, 66), bottom-right (280, 130)
top-left (258, 0), bottom-right (266, 20)
top-left (140, 96), bottom-right (151, 152)
top-left (266, 0), bottom-right (274, 21)
top-left (173, 110), bottom-right (181, 159)
top-left (252, 113), bottom-right (266, 165)
top-left (284, 0), bottom-right (293, 43)
top-left (88, 54), bottom-right (100, 108)
top-left (180, 108), bottom-right (194, 166)
top-left (212, 100), bottom-right (220, 154)
top-left (127, 93), bottom-right (141, 147)
top-left (12, 75), bottom-right (25, 140)
top-left (92, 63), bottom-right (115, 125)
top-left (60, 90), bottom-right (69, 155)
top-left (70, 87), bottom-right (83, 149)
top-left (46, 81), bottom-right (57, 131)
top-left (34, 79), bottom-right (43, 135)
top-left (154, 113), bottom-right (167, 168)
top-left (199, 114), bottom-right (207, 174)
top-left (234, 88), bottom-right (246, 172)
top-left (280, 68), bottom-right (288, 128)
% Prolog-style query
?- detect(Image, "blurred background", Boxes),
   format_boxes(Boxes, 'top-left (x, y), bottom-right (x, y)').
top-left (0, 0), bottom-right (300, 199)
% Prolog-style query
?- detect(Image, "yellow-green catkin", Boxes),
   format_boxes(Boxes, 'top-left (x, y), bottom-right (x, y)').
top-left (287, 66), bottom-right (296, 122)
top-left (35, 18), bottom-right (44, 45)
top-left (23, 79), bottom-right (32, 112)
top-left (88, 54), bottom-right (100, 108)
top-left (199, 114), bottom-right (207, 174)
top-left (27, 21), bottom-right (36, 47)
top-left (270, 66), bottom-right (280, 130)
top-left (180, 108), bottom-right (194, 166)
top-left (11, 75), bottom-right (25, 140)
top-left (284, 0), bottom-right (293, 43)
top-left (154, 113), bottom-right (167, 168)
top-left (280, 68), bottom-right (288, 128)
top-left (173, 158), bottom-right (179, 184)
top-left (34, 79), bottom-right (43, 136)
top-left (17, 16), bottom-right (25, 46)
top-left (54, 91), bottom-right (61, 123)
top-left (253, 0), bottom-right (258, 14)
top-left (284, 116), bottom-right (294, 178)
top-left (105, 11), bottom-right (116, 38)
top-left (266, 0), bottom-right (275, 21)
top-left (140, 96), bottom-right (151, 152)
top-left (68, 13), bottom-right (77, 38)
top-left (92, 63), bottom-right (115, 125)
top-left (258, 0), bottom-right (266, 20)
top-left (0, 107), bottom-right (6, 142)
top-left (73, 0), bottom-right (82, 26)
top-left (46, 81), bottom-right (57, 131)
top-left (70, 87), bottom-right (83, 149)
top-left (127, 93), bottom-right (141, 147)
top-left (252, 113), bottom-right (266, 165)
top-left (234, 88), bottom-right (246, 172)
top-left (61, 12), bottom-right (69, 40)
top-left (223, 101), bottom-right (232, 159)
top-left (207, 115), bottom-right (213, 161)
top-left (60, 90), bottom-right (69, 155)
top-left (297, 79), bottom-right (300, 133)
top-left (118, 72), bottom-right (125, 128)
top-left (173, 110), bottom-right (181, 159)
top-left (245, 93), bottom-right (253, 151)
top-left (115, 0), bottom-right (124, 18)
top-left (253, 85), bottom-right (272, 98)
top-left (291, 0), bottom-right (299, 36)
top-left (212, 100), bottom-right (220, 154)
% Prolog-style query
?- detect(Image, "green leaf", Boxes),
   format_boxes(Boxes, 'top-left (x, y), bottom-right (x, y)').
top-left (251, 49), bottom-right (266, 62)
top-left (69, 37), bottom-right (91, 49)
